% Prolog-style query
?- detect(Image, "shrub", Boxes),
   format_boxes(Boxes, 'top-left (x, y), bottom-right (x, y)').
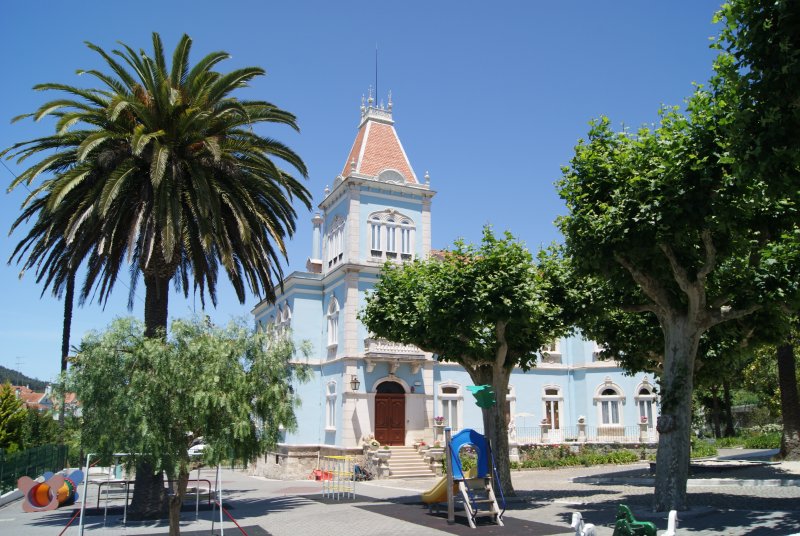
top-left (690, 439), bottom-right (717, 458)
top-left (743, 431), bottom-right (781, 449)
top-left (517, 444), bottom-right (639, 469)
top-left (714, 436), bottom-right (744, 448)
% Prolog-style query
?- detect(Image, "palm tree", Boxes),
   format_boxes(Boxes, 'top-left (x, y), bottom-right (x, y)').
top-left (3, 33), bottom-right (311, 520)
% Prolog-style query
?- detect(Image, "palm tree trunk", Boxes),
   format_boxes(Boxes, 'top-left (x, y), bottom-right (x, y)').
top-left (58, 272), bottom-right (74, 431)
top-left (144, 273), bottom-right (170, 338)
top-left (129, 272), bottom-right (171, 519)
top-left (777, 342), bottom-right (800, 460)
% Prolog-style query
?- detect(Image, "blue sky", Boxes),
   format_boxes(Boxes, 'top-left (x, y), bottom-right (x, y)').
top-left (0, 1), bottom-right (722, 382)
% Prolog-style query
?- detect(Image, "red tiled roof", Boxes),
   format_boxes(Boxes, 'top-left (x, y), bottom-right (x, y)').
top-left (11, 385), bottom-right (78, 410)
top-left (341, 113), bottom-right (417, 183)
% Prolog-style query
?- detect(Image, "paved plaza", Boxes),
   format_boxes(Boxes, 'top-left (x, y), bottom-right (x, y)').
top-left (1, 449), bottom-right (798, 536)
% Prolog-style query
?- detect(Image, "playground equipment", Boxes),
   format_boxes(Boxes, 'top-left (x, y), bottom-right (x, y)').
top-left (612, 504), bottom-right (657, 536)
top-left (424, 427), bottom-right (504, 529)
top-left (570, 512), bottom-right (597, 536)
top-left (17, 469), bottom-right (84, 512)
top-left (420, 476), bottom-right (458, 505)
top-left (320, 455), bottom-right (356, 500)
top-left (572, 506), bottom-right (677, 536)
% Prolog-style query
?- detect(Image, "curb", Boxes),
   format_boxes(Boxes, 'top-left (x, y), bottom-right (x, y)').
top-left (571, 476), bottom-right (800, 487)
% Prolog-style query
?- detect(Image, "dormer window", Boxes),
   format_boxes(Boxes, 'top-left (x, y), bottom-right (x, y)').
top-left (541, 340), bottom-right (562, 364)
top-left (368, 210), bottom-right (415, 261)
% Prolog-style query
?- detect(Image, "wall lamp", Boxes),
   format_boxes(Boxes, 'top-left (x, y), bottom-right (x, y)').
top-left (350, 375), bottom-right (361, 392)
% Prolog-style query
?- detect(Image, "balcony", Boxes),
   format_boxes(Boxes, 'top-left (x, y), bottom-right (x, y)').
top-left (363, 338), bottom-right (427, 374)
top-left (364, 338), bottom-right (425, 357)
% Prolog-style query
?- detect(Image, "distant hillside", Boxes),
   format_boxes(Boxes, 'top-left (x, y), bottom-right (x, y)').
top-left (0, 365), bottom-right (48, 391)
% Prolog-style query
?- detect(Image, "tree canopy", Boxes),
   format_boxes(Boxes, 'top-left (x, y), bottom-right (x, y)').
top-left (0, 382), bottom-right (25, 452)
top-left (360, 226), bottom-right (568, 495)
top-left (2, 32), bottom-right (311, 335)
top-left (71, 316), bottom-right (308, 535)
top-left (555, 85), bottom-right (800, 510)
top-left (714, 0), bottom-right (800, 460)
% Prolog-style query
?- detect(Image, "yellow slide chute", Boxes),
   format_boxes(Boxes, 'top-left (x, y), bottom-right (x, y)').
top-left (420, 477), bottom-right (458, 504)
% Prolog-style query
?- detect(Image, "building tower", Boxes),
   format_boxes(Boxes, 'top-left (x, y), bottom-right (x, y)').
top-left (252, 91), bottom-right (437, 476)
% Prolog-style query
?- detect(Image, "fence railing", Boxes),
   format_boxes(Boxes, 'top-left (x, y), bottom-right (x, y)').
top-left (513, 425), bottom-right (657, 445)
top-left (0, 444), bottom-right (68, 494)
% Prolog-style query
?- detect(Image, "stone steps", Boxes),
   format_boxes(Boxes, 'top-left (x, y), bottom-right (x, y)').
top-left (385, 446), bottom-right (436, 479)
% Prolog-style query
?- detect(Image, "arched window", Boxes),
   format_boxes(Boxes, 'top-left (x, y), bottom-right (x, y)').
top-left (635, 379), bottom-right (656, 426)
top-left (367, 210), bottom-right (415, 261)
top-left (439, 383), bottom-right (463, 431)
top-left (326, 381), bottom-right (337, 430)
top-left (400, 219), bottom-right (414, 257)
top-left (386, 217), bottom-right (396, 254)
top-left (280, 304), bottom-right (291, 334)
top-left (327, 216), bottom-right (345, 268)
top-left (327, 297), bottom-right (340, 347)
top-left (594, 380), bottom-right (625, 426)
top-left (542, 386), bottom-right (563, 429)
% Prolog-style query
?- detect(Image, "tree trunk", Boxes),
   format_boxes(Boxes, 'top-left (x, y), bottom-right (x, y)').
top-left (654, 317), bottom-right (699, 512)
top-left (128, 459), bottom-right (168, 520)
top-left (168, 468), bottom-right (190, 536)
top-left (129, 272), bottom-right (171, 519)
top-left (144, 273), bottom-right (170, 339)
top-left (710, 386), bottom-right (721, 439)
top-left (58, 272), bottom-right (74, 431)
top-left (777, 342), bottom-right (800, 460)
top-left (469, 365), bottom-right (515, 497)
top-left (722, 380), bottom-right (736, 438)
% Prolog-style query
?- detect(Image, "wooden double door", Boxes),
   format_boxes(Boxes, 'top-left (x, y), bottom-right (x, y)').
top-left (374, 381), bottom-right (405, 446)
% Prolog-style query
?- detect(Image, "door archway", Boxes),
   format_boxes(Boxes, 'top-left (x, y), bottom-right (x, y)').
top-left (374, 381), bottom-right (405, 445)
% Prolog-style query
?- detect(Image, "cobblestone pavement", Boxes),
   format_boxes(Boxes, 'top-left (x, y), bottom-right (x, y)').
top-left (1, 450), bottom-right (798, 536)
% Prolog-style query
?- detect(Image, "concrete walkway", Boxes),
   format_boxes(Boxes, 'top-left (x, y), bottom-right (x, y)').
top-left (1, 449), bottom-right (798, 535)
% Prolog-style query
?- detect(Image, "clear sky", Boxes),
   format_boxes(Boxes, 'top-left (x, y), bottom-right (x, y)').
top-left (0, 1), bottom-right (722, 383)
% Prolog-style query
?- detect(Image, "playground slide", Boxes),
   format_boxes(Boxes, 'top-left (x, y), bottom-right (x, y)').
top-left (420, 477), bottom-right (456, 504)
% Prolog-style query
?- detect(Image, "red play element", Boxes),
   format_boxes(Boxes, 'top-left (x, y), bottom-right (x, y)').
top-left (18, 474), bottom-right (65, 512)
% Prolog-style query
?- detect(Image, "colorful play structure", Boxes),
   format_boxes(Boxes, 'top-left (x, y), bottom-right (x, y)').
top-left (420, 427), bottom-right (505, 528)
top-left (17, 469), bottom-right (84, 512)
top-left (320, 455), bottom-right (356, 500)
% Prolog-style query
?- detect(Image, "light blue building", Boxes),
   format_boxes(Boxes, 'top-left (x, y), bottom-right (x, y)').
top-left (251, 94), bottom-right (658, 477)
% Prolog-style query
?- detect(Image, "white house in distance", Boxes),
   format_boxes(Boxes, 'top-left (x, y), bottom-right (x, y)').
top-left (251, 92), bottom-right (659, 478)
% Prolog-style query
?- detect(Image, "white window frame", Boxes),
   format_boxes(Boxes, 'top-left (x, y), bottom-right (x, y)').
top-left (326, 381), bottom-right (337, 430)
top-left (438, 382), bottom-right (463, 432)
top-left (541, 385), bottom-right (563, 429)
top-left (635, 379), bottom-right (656, 427)
top-left (594, 379), bottom-right (625, 426)
top-left (541, 340), bottom-right (562, 364)
top-left (327, 216), bottom-right (345, 268)
top-left (367, 210), bottom-right (415, 261)
top-left (327, 297), bottom-right (339, 348)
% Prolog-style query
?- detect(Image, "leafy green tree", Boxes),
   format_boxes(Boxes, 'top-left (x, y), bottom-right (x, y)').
top-left (714, 0), bottom-right (800, 460)
top-left (71, 316), bottom-right (308, 536)
top-left (20, 407), bottom-right (60, 449)
top-left (3, 33), bottom-right (311, 516)
top-left (0, 382), bottom-right (25, 452)
top-left (360, 227), bottom-right (568, 495)
top-left (556, 89), bottom-right (800, 510)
